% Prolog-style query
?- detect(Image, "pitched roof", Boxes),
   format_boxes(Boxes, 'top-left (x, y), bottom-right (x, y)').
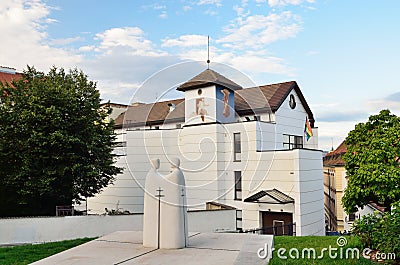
top-left (0, 71), bottom-right (22, 85)
top-left (368, 202), bottom-right (386, 213)
top-left (114, 98), bottom-right (185, 128)
top-left (323, 141), bottom-right (347, 166)
top-left (177, 69), bottom-right (242, 91)
top-left (114, 80), bottom-right (315, 129)
top-left (234, 81), bottom-right (315, 126)
top-left (244, 189), bottom-right (294, 204)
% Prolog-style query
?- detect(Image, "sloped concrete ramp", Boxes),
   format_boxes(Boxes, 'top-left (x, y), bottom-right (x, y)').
top-left (31, 231), bottom-right (273, 265)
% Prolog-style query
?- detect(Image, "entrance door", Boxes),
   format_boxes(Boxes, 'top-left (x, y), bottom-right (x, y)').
top-left (273, 220), bottom-right (285, 235)
top-left (261, 212), bottom-right (293, 235)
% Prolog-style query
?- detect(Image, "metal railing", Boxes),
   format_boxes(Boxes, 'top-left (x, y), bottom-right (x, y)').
top-left (56, 205), bottom-right (74, 217)
top-left (243, 223), bottom-right (296, 236)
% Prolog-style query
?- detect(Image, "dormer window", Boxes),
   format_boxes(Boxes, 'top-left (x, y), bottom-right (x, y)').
top-left (168, 103), bottom-right (176, 113)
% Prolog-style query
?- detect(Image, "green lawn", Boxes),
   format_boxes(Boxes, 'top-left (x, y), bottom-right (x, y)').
top-left (269, 236), bottom-right (376, 265)
top-left (0, 236), bottom-right (382, 265)
top-left (0, 238), bottom-right (94, 265)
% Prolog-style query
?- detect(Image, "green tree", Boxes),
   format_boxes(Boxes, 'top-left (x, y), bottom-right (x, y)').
top-left (342, 109), bottom-right (400, 213)
top-left (0, 66), bottom-right (122, 216)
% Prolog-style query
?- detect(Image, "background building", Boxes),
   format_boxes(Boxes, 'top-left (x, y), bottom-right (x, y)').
top-left (0, 66), bottom-right (22, 84)
top-left (323, 141), bottom-right (348, 232)
top-left (323, 141), bottom-right (385, 232)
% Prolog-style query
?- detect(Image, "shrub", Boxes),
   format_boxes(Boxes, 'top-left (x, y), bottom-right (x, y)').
top-left (352, 202), bottom-right (400, 262)
top-left (351, 213), bottom-right (382, 250)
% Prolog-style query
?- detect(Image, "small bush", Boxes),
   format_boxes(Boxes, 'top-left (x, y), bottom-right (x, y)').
top-left (351, 213), bottom-right (382, 250)
top-left (352, 201), bottom-right (400, 262)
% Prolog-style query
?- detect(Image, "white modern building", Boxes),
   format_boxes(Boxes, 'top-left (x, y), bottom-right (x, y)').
top-left (88, 69), bottom-right (325, 236)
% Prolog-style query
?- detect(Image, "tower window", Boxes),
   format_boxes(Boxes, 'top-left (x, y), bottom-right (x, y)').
top-left (234, 171), bottom-right (242, 200)
top-left (236, 210), bottom-right (242, 231)
top-left (233, 133), bottom-right (241, 161)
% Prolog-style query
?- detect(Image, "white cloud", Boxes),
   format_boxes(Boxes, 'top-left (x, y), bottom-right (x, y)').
top-left (160, 41), bottom-right (294, 77)
top-left (49, 36), bottom-right (83, 46)
top-left (76, 26), bottom-right (179, 102)
top-left (81, 49), bottom-right (181, 103)
top-left (0, 0), bottom-right (81, 71)
top-left (318, 121), bottom-right (358, 151)
top-left (94, 27), bottom-right (167, 57)
top-left (197, 0), bottom-right (222, 6)
top-left (366, 99), bottom-right (400, 113)
top-left (79, 45), bottom-right (95, 52)
top-left (268, 0), bottom-right (314, 7)
top-left (306, 50), bottom-right (319, 56)
top-left (233, 5), bottom-right (249, 17)
top-left (152, 4), bottom-right (166, 10)
top-left (226, 52), bottom-right (294, 75)
top-left (170, 48), bottom-right (211, 62)
top-left (204, 9), bottom-right (218, 16)
top-left (159, 11), bottom-right (168, 19)
top-left (217, 11), bottom-right (302, 50)
top-left (311, 99), bottom-right (395, 151)
top-left (0, 0), bottom-right (308, 105)
top-left (162, 35), bottom-right (208, 48)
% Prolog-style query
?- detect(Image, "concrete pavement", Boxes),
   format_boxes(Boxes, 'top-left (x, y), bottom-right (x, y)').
top-left (31, 231), bottom-right (273, 265)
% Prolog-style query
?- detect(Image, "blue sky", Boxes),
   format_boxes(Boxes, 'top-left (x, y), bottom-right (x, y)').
top-left (1, 0), bottom-right (400, 150)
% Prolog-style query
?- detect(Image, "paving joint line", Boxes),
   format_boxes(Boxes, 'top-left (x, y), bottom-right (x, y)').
top-left (114, 248), bottom-right (158, 265)
top-left (188, 232), bottom-right (201, 238)
top-left (186, 246), bottom-right (239, 252)
top-left (95, 239), bottom-right (142, 245)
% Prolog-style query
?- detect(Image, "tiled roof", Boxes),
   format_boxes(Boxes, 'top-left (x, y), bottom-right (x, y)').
top-left (177, 69), bottom-right (242, 91)
top-left (234, 81), bottom-right (314, 125)
top-left (0, 71), bottom-right (22, 85)
top-left (114, 80), bottom-right (315, 128)
top-left (368, 202), bottom-right (386, 213)
top-left (114, 98), bottom-right (185, 127)
top-left (244, 189), bottom-right (294, 204)
top-left (323, 141), bottom-right (347, 166)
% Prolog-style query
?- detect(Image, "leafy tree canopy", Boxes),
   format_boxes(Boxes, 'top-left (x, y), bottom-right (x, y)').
top-left (342, 109), bottom-right (400, 213)
top-left (0, 66), bottom-right (122, 216)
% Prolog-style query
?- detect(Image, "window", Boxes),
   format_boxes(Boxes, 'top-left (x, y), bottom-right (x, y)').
top-left (113, 141), bottom-right (127, 147)
top-left (289, 94), bottom-right (296, 109)
top-left (348, 213), bottom-right (356, 222)
top-left (112, 141), bottom-right (127, 156)
top-left (233, 133), bottom-right (241, 161)
top-left (234, 171), bottom-right (242, 200)
top-left (283, 134), bottom-right (303, 150)
top-left (236, 210), bottom-right (242, 231)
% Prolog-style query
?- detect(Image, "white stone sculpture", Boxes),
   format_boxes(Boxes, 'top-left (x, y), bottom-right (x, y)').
top-left (143, 158), bottom-right (163, 248)
top-left (142, 157), bottom-right (188, 249)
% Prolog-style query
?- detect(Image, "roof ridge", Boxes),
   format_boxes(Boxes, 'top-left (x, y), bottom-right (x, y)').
top-left (177, 69), bottom-right (242, 91)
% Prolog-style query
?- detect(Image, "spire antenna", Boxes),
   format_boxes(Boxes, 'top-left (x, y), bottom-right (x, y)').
top-left (207, 35), bottom-right (210, 69)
